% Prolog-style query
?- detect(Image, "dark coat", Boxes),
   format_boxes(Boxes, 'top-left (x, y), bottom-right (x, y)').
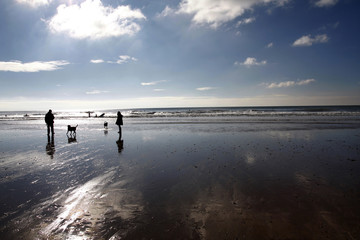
top-left (45, 111), bottom-right (54, 125)
top-left (116, 113), bottom-right (123, 126)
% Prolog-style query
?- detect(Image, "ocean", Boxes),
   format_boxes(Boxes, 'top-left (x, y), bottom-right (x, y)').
top-left (1, 105), bottom-right (360, 120)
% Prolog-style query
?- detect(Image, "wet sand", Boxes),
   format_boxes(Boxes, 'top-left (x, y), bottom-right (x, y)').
top-left (0, 118), bottom-right (360, 239)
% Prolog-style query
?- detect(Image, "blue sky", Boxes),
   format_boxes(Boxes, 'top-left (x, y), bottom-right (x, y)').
top-left (0, 0), bottom-right (359, 110)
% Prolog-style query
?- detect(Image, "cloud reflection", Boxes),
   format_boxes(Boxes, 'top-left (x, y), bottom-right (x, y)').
top-left (41, 170), bottom-right (143, 238)
top-left (42, 171), bottom-right (116, 235)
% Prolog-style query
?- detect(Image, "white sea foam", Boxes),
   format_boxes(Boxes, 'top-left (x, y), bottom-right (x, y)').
top-left (1, 106), bottom-right (360, 120)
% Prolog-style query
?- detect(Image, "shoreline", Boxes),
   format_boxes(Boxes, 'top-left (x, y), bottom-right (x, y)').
top-left (1, 105), bottom-right (360, 121)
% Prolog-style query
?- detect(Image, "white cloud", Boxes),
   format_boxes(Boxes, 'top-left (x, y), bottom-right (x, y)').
top-left (297, 79), bottom-right (316, 85)
top-left (115, 55), bottom-right (138, 64)
top-left (154, 89), bottom-right (165, 92)
top-left (264, 79), bottom-right (316, 88)
top-left (90, 59), bottom-right (104, 64)
top-left (141, 80), bottom-right (167, 86)
top-left (236, 17), bottom-right (255, 27)
top-left (196, 87), bottom-right (217, 91)
top-left (85, 90), bottom-right (109, 95)
top-left (292, 34), bottom-right (329, 47)
top-left (175, 0), bottom-right (289, 28)
top-left (47, 0), bottom-right (146, 40)
top-left (314, 0), bottom-right (338, 7)
top-left (267, 42), bottom-right (274, 48)
top-left (267, 81), bottom-right (295, 88)
top-left (0, 60), bottom-right (69, 72)
top-left (93, 56), bottom-right (137, 64)
top-left (235, 57), bottom-right (267, 67)
top-left (157, 6), bottom-right (176, 18)
top-left (16, 0), bottom-right (52, 8)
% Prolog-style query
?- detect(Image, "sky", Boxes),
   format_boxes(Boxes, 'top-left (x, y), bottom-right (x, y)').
top-left (0, 0), bottom-right (359, 111)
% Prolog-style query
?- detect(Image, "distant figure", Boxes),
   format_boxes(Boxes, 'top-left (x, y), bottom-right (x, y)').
top-left (85, 111), bottom-right (94, 117)
top-left (115, 111), bottom-right (123, 133)
top-left (45, 109), bottom-right (55, 135)
top-left (104, 121), bottom-right (108, 129)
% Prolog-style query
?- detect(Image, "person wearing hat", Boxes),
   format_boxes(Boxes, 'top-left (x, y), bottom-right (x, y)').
top-left (45, 109), bottom-right (55, 135)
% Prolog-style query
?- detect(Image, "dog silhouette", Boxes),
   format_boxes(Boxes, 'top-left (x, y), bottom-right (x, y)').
top-left (67, 125), bottom-right (78, 136)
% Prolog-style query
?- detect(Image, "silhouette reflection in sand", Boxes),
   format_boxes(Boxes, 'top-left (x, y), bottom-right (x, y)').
top-left (46, 135), bottom-right (55, 158)
top-left (116, 128), bottom-right (124, 153)
top-left (67, 135), bottom-right (77, 144)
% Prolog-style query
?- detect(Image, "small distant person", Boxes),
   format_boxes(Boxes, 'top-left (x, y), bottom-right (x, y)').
top-left (116, 111), bottom-right (123, 134)
top-left (45, 109), bottom-right (55, 135)
top-left (116, 113), bottom-right (124, 153)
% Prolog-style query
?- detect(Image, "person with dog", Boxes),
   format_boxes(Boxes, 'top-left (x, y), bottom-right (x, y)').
top-left (45, 109), bottom-right (55, 135)
top-left (116, 111), bottom-right (123, 135)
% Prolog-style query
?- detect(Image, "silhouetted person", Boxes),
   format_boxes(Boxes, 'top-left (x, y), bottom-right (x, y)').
top-left (46, 135), bottom-right (55, 159)
top-left (116, 111), bottom-right (123, 133)
top-left (45, 109), bottom-right (55, 135)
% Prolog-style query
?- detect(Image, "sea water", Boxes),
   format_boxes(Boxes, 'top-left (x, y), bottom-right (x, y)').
top-left (1, 105), bottom-right (360, 120)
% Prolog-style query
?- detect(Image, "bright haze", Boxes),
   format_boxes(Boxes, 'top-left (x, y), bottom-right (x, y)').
top-left (1, 0), bottom-right (359, 110)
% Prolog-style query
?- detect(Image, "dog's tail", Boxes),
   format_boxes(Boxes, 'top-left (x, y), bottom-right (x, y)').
top-left (76, 125), bottom-right (78, 127)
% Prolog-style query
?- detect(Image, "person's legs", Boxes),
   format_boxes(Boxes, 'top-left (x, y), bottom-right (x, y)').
top-left (50, 124), bottom-right (54, 134)
top-left (47, 124), bottom-right (50, 135)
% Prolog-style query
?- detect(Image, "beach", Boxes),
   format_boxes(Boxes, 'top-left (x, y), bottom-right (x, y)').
top-left (0, 112), bottom-right (360, 239)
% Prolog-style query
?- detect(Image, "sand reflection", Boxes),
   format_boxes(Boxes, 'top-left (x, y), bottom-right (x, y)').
top-left (1, 123), bottom-right (359, 239)
top-left (39, 170), bottom-right (143, 239)
top-left (42, 171), bottom-right (116, 236)
top-left (46, 135), bottom-right (55, 158)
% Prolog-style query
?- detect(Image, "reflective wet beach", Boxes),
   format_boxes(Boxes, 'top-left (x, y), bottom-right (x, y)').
top-left (0, 118), bottom-right (360, 239)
